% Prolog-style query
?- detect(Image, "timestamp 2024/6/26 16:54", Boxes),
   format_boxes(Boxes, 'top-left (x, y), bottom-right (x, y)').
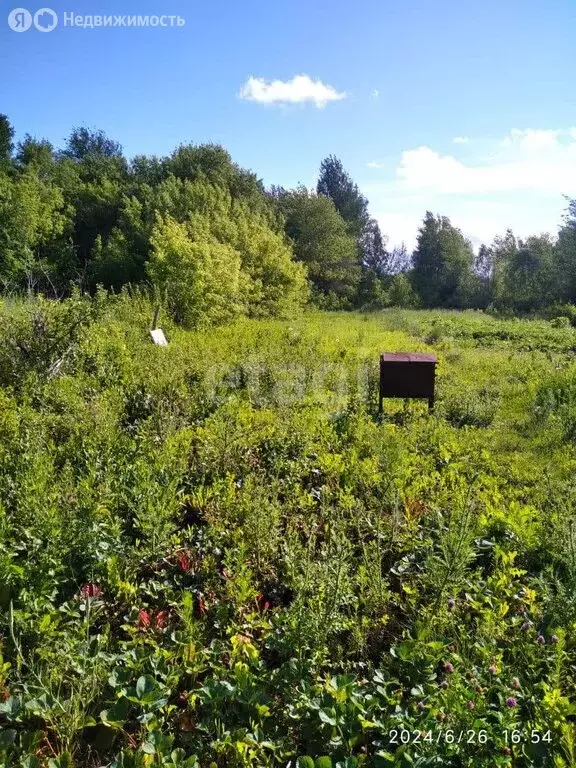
top-left (387, 729), bottom-right (553, 746)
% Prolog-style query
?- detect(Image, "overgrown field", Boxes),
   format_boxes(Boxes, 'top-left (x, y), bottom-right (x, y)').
top-left (2, 296), bottom-right (576, 767)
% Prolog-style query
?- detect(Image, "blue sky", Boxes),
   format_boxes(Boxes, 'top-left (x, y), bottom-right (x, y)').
top-left (2, 0), bottom-right (576, 247)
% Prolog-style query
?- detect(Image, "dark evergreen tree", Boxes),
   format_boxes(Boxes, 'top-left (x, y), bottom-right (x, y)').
top-left (317, 155), bottom-right (369, 238)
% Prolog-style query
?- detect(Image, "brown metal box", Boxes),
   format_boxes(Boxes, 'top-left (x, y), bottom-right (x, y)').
top-left (379, 352), bottom-right (437, 412)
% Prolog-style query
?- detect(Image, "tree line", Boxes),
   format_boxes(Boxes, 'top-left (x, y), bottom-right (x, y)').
top-left (1, 113), bottom-right (575, 326)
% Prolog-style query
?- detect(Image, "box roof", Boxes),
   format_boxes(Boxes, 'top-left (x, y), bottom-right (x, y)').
top-left (381, 352), bottom-right (437, 363)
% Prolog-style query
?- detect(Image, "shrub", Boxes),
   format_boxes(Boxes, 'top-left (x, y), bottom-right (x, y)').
top-left (0, 289), bottom-right (103, 388)
top-left (147, 213), bottom-right (244, 328)
top-left (440, 385), bottom-right (500, 428)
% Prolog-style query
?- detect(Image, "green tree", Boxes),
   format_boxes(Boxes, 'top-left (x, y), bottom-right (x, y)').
top-left (0, 169), bottom-right (68, 286)
top-left (411, 211), bottom-right (475, 308)
top-left (142, 177), bottom-right (308, 321)
top-left (55, 129), bottom-right (128, 280)
top-left (555, 199), bottom-right (576, 304)
top-left (316, 155), bottom-right (390, 306)
top-left (317, 155), bottom-right (369, 238)
top-left (16, 135), bottom-right (55, 173)
top-left (147, 213), bottom-right (243, 328)
top-left (62, 127), bottom-right (123, 160)
top-left (163, 143), bottom-right (274, 220)
top-left (360, 217), bottom-right (389, 277)
top-left (388, 272), bottom-right (418, 307)
top-left (492, 231), bottom-right (557, 312)
top-left (388, 243), bottom-right (412, 274)
top-left (0, 115), bottom-right (15, 167)
top-left (277, 186), bottom-right (360, 303)
top-left (90, 193), bottom-right (151, 289)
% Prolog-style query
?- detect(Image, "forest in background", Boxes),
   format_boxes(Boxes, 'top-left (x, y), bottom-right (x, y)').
top-left (1, 113), bottom-right (576, 326)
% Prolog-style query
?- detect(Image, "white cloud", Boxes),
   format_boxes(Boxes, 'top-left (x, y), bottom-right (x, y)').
top-left (371, 89), bottom-right (380, 100)
top-left (367, 161), bottom-right (385, 168)
top-left (396, 128), bottom-right (576, 195)
top-left (453, 136), bottom-right (470, 144)
top-left (372, 211), bottom-right (422, 251)
top-left (501, 128), bottom-right (561, 152)
top-left (361, 127), bottom-right (576, 250)
top-left (238, 74), bottom-right (346, 108)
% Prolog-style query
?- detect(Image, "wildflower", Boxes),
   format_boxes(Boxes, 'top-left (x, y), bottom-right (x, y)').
top-left (536, 635), bottom-right (545, 644)
top-left (447, 598), bottom-right (456, 609)
top-left (443, 662), bottom-right (454, 673)
top-left (488, 665), bottom-right (497, 675)
top-left (177, 552), bottom-right (191, 573)
top-left (440, 680), bottom-right (448, 689)
top-left (417, 701), bottom-right (425, 711)
top-left (81, 583), bottom-right (102, 598)
top-left (198, 595), bottom-right (208, 616)
top-left (506, 697), bottom-right (517, 708)
top-left (551, 635), bottom-right (559, 644)
top-left (154, 610), bottom-right (169, 630)
top-left (137, 609), bottom-right (151, 629)
top-left (521, 620), bottom-right (532, 631)
top-left (466, 700), bottom-right (475, 710)
top-left (503, 746), bottom-right (512, 756)
top-left (512, 677), bottom-right (520, 689)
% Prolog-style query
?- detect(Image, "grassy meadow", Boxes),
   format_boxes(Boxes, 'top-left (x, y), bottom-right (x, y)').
top-left (2, 296), bottom-right (576, 767)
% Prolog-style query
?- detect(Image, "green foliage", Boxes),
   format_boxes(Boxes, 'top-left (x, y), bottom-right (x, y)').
top-left (0, 121), bottom-right (308, 321)
top-left (493, 232), bottom-right (559, 312)
top-left (0, 114), bottom-right (14, 166)
top-left (0, 290), bottom-right (103, 388)
top-left (532, 368), bottom-right (576, 441)
top-left (2, 112), bottom-right (576, 320)
top-left (555, 203), bottom-right (576, 304)
top-left (412, 211), bottom-right (475, 308)
top-left (4, 110), bottom-right (576, 766)
top-left (62, 126), bottom-right (124, 161)
top-left (148, 213), bottom-right (243, 328)
top-left (388, 272), bottom-right (418, 308)
top-left (0, 168), bottom-right (69, 284)
top-left (278, 187), bottom-right (360, 302)
top-left (316, 156), bottom-right (369, 239)
top-left (0, 303), bottom-right (575, 766)
top-left (146, 178), bottom-right (308, 327)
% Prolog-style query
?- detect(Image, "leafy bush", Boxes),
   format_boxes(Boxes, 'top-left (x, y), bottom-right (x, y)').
top-left (0, 289), bottom-right (104, 388)
top-left (532, 369), bottom-right (576, 441)
top-left (148, 213), bottom-right (244, 328)
top-left (440, 385), bottom-right (500, 428)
